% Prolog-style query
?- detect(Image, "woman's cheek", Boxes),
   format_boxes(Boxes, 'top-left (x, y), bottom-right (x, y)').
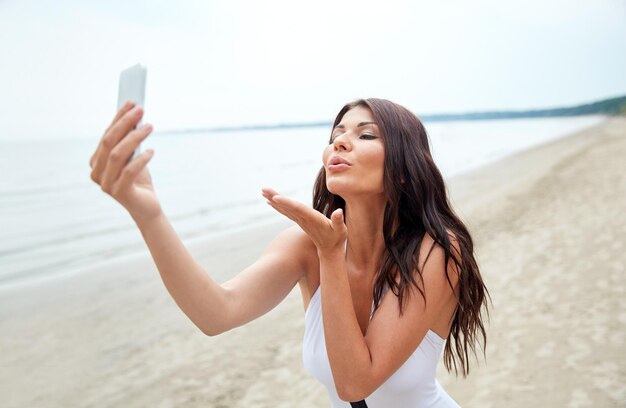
top-left (322, 146), bottom-right (332, 166)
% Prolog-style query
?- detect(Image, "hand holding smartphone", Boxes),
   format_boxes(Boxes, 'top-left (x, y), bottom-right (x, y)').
top-left (117, 64), bottom-right (147, 161)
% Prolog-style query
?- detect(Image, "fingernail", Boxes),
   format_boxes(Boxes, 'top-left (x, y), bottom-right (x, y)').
top-left (142, 123), bottom-right (153, 132)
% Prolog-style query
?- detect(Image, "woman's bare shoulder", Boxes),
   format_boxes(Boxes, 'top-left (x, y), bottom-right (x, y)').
top-left (268, 225), bottom-right (318, 270)
top-left (275, 226), bottom-right (321, 309)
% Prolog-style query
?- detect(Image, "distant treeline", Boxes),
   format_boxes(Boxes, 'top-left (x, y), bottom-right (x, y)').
top-left (420, 94), bottom-right (626, 122)
top-left (159, 94), bottom-right (626, 134)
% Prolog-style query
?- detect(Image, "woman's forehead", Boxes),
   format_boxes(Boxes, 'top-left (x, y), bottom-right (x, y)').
top-left (334, 106), bottom-right (377, 129)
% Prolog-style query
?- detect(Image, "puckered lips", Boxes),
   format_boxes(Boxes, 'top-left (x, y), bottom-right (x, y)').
top-left (327, 156), bottom-right (351, 172)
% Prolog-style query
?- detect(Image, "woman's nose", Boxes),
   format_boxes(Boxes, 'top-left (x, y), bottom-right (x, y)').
top-left (332, 134), bottom-right (350, 151)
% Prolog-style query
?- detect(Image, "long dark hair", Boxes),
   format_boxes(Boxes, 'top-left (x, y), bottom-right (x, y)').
top-left (312, 98), bottom-right (490, 377)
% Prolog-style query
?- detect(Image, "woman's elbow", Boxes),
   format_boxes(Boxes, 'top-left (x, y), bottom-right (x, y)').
top-left (201, 326), bottom-right (223, 337)
top-left (192, 304), bottom-right (235, 336)
top-left (198, 320), bottom-right (231, 337)
top-left (336, 383), bottom-right (369, 403)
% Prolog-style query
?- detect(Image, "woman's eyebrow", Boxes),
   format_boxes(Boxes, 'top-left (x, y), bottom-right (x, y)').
top-left (333, 121), bottom-right (378, 130)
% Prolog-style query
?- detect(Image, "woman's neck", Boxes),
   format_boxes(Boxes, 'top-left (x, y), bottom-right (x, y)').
top-left (343, 195), bottom-right (386, 274)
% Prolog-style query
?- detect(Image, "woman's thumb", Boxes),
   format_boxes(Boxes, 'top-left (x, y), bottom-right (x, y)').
top-left (331, 208), bottom-right (344, 225)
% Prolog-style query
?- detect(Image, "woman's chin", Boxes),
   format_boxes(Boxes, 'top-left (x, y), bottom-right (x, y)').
top-left (326, 181), bottom-right (350, 197)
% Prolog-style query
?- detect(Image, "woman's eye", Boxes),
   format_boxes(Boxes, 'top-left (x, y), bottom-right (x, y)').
top-left (328, 133), bottom-right (377, 144)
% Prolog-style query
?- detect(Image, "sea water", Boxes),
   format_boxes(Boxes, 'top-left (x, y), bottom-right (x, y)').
top-left (0, 115), bottom-right (606, 287)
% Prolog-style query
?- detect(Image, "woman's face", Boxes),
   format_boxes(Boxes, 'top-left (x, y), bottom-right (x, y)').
top-left (322, 105), bottom-right (385, 198)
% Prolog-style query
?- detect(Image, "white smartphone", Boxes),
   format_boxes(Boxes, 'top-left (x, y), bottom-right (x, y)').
top-left (117, 64), bottom-right (147, 161)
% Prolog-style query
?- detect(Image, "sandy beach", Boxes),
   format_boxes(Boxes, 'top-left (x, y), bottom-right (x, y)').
top-left (1, 116), bottom-right (624, 407)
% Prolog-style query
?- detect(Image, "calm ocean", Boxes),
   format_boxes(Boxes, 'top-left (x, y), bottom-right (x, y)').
top-left (0, 115), bottom-right (606, 288)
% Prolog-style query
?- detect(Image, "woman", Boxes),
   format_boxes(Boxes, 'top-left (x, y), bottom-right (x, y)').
top-left (89, 98), bottom-right (489, 407)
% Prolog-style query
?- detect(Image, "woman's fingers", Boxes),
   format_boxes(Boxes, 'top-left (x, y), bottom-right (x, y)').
top-left (270, 195), bottom-right (301, 217)
top-left (113, 149), bottom-right (155, 195)
top-left (263, 191), bottom-right (310, 223)
top-left (266, 199), bottom-right (322, 241)
top-left (264, 196), bottom-right (299, 222)
top-left (263, 188), bottom-right (347, 251)
top-left (103, 104), bottom-right (144, 150)
top-left (262, 189), bottom-right (307, 217)
top-left (100, 123), bottom-right (153, 193)
top-left (266, 199), bottom-right (297, 222)
top-left (90, 105), bottom-right (144, 183)
top-left (107, 101), bottom-right (135, 134)
top-left (263, 188), bottom-right (330, 231)
top-left (261, 187), bottom-right (280, 202)
top-left (90, 101), bottom-right (136, 169)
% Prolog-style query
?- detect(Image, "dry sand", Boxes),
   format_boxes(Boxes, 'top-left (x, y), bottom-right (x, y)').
top-left (1, 117), bottom-right (624, 407)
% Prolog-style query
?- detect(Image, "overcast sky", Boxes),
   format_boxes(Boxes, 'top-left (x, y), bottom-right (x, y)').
top-left (1, 0), bottom-right (625, 141)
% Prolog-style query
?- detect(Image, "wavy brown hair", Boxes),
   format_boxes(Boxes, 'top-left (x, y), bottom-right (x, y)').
top-left (312, 98), bottom-right (490, 377)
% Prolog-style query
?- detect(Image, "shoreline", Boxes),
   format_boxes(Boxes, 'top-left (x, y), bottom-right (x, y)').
top-left (1, 116), bottom-right (624, 407)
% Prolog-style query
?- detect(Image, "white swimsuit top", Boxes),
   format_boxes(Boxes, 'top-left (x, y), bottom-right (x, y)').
top-left (302, 278), bottom-right (461, 407)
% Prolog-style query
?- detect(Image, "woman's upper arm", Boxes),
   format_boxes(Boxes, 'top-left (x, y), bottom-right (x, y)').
top-left (219, 225), bottom-right (312, 332)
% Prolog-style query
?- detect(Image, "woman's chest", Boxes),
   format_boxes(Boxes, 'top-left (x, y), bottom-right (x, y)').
top-left (300, 260), bottom-right (376, 336)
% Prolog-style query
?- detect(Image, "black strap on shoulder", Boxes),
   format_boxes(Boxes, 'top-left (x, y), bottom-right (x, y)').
top-left (350, 400), bottom-right (368, 407)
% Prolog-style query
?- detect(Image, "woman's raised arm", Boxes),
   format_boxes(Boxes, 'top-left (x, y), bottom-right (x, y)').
top-left (135, 216), bottom-right (308, 336)
top-left (89, 103), bottom-right (308, 336)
